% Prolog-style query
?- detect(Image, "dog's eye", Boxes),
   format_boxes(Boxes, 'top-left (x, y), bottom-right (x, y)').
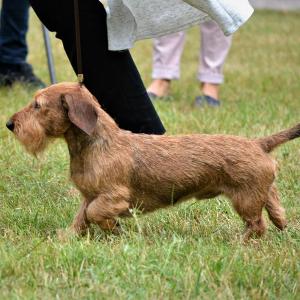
top-left (34, 102), bottom-right (41, 109)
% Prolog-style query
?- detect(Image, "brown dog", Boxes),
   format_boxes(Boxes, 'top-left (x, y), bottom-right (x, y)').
top-left (6, 82), bottom-right (300, 240)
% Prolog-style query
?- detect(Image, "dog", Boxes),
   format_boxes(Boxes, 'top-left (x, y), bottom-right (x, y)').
top-left (6, 82), bottom-right (300, 240)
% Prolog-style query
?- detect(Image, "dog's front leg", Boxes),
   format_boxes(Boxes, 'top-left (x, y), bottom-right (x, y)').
top-left (70, 199), bottom-right (90, 235)
top-left (85, 191), bottom-right (130, 234)
top-left (57, 199), bottom-right (90, 241)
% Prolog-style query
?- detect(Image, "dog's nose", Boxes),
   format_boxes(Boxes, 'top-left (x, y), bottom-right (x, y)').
top-left (6, 119), bottom-right (15, 131)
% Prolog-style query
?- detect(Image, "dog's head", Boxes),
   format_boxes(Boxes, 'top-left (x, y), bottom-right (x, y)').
top-left (6, 82), bottom-right (99, 155)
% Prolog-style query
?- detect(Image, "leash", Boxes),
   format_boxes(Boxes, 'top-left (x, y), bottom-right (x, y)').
top-left (74, 0), bottom-right (84, 85)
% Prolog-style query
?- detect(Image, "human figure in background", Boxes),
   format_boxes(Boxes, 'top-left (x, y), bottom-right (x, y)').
top-left (28, 0), bottom-right (252, 133)
top-left (147, 20), bottom-right (232, 107)
top-left (29, 0), bottom-right (165, 135)
top-left (0, 0), bottom-right (44, 87)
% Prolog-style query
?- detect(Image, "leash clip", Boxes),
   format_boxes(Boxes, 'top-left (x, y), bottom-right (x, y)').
top-left (78, 74), bottom-right (84, 85)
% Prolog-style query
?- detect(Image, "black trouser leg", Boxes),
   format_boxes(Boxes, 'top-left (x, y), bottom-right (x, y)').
top-left (0, 0), bottom-right (30, 64)
top-left (30, 0), bottom-right (165, 134)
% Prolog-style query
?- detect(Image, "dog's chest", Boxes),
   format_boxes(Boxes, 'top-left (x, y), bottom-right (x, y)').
top-left (69, 154), bottom-right (128, 199)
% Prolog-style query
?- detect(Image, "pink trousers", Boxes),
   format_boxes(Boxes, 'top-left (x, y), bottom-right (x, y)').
top-left (152, 20), bottom-right (232, 84)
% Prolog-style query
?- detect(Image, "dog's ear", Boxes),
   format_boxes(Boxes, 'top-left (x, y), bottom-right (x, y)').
top-left (61, 94), bottom-right (98, 136)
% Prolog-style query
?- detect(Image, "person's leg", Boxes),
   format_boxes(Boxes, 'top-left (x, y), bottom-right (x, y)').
top-left (0, 0), bottom-right (29, 64)
top-left (147, 31), bottom-right (185, 98)
top-left (30, 0), bottom-right (165, 134)
top-left (198, 20), bottom-right (232, 102)
top-left (0, 0), bottom-right (45, 87)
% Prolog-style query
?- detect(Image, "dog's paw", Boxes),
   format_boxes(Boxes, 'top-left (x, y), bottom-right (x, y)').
top-left (56, 228), bottom-right (77, 243)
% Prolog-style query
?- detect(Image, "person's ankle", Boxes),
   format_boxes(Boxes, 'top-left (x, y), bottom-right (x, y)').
top-left (201, 82), bottom-right (220, 100)
top-left (147, 79), bottom-right (171, 97)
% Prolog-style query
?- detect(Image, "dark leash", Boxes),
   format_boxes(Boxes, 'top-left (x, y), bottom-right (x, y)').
top-left (74, 0), bottom-right (84, 86)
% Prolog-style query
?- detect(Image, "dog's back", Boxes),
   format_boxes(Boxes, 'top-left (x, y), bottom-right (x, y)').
top-left (127, 133), bottom-right (273, 209)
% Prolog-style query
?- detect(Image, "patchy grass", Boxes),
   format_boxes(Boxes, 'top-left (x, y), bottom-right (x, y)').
top-left (0, 10), bottom-right (299, 299)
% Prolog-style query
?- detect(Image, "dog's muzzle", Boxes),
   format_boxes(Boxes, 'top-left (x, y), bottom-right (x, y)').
top-left (6, 119), bottom-right (15, 132)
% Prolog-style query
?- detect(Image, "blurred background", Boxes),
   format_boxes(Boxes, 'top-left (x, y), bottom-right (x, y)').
top-left (0, 2), bottom-right (299, 299)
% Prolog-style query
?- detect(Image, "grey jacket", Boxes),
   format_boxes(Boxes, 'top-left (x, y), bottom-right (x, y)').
top-left (106, 0), bottom-right (254, 50)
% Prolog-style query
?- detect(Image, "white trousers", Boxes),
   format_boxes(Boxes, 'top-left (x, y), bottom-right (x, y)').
top-left (152, 20), bottom-right (232, 84)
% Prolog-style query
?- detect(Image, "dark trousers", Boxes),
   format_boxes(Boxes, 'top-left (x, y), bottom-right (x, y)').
top-left (30, 0), bottom-right (165, 134)
top-left (0, 0), bottom-right (30, 64)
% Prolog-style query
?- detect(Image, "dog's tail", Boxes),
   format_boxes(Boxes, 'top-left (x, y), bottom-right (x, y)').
top-left (257, 123), bottom-right (300, 153)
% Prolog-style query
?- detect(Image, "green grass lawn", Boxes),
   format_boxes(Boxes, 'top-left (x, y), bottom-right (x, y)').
top-left (0, 10), bottom-right (299, 299)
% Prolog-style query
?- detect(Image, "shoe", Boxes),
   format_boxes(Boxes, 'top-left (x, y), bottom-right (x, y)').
top-left (147, 91), bottom-right (172, 102)
top-left (0, 62), bottom-right (46, 88)
top-left (194, 95), bottom-right (221, 107)
top-left (147, 91), bottom-right (158, 101)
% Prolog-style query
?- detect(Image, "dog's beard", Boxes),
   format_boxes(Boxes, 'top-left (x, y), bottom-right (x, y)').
top-left (14, 118), bottom-right (49, 156)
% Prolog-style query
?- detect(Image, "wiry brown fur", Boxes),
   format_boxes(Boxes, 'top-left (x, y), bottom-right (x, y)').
top-left (8, 82), bottom-right (300, 240)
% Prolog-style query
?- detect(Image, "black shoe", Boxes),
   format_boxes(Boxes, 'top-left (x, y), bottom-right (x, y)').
top-left (147, 91), bottom-right (172, 102)
top-left (194, 95), bottom-right (221, 107)
top-left (0, 62), bottom-right (46, 88)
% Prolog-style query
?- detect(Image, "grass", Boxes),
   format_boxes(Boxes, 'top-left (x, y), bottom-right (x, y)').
top-left (0, 10), bottom-right (299, 299)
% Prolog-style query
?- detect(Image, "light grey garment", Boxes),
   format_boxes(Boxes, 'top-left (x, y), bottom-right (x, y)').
top-left (106, 0), bottom-right (254, 50)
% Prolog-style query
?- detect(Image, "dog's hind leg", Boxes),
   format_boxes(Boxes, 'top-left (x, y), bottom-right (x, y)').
top-left (227, 189), bottom-right (267, 240)
top-left (265, 185), bottom-right (287, 230)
